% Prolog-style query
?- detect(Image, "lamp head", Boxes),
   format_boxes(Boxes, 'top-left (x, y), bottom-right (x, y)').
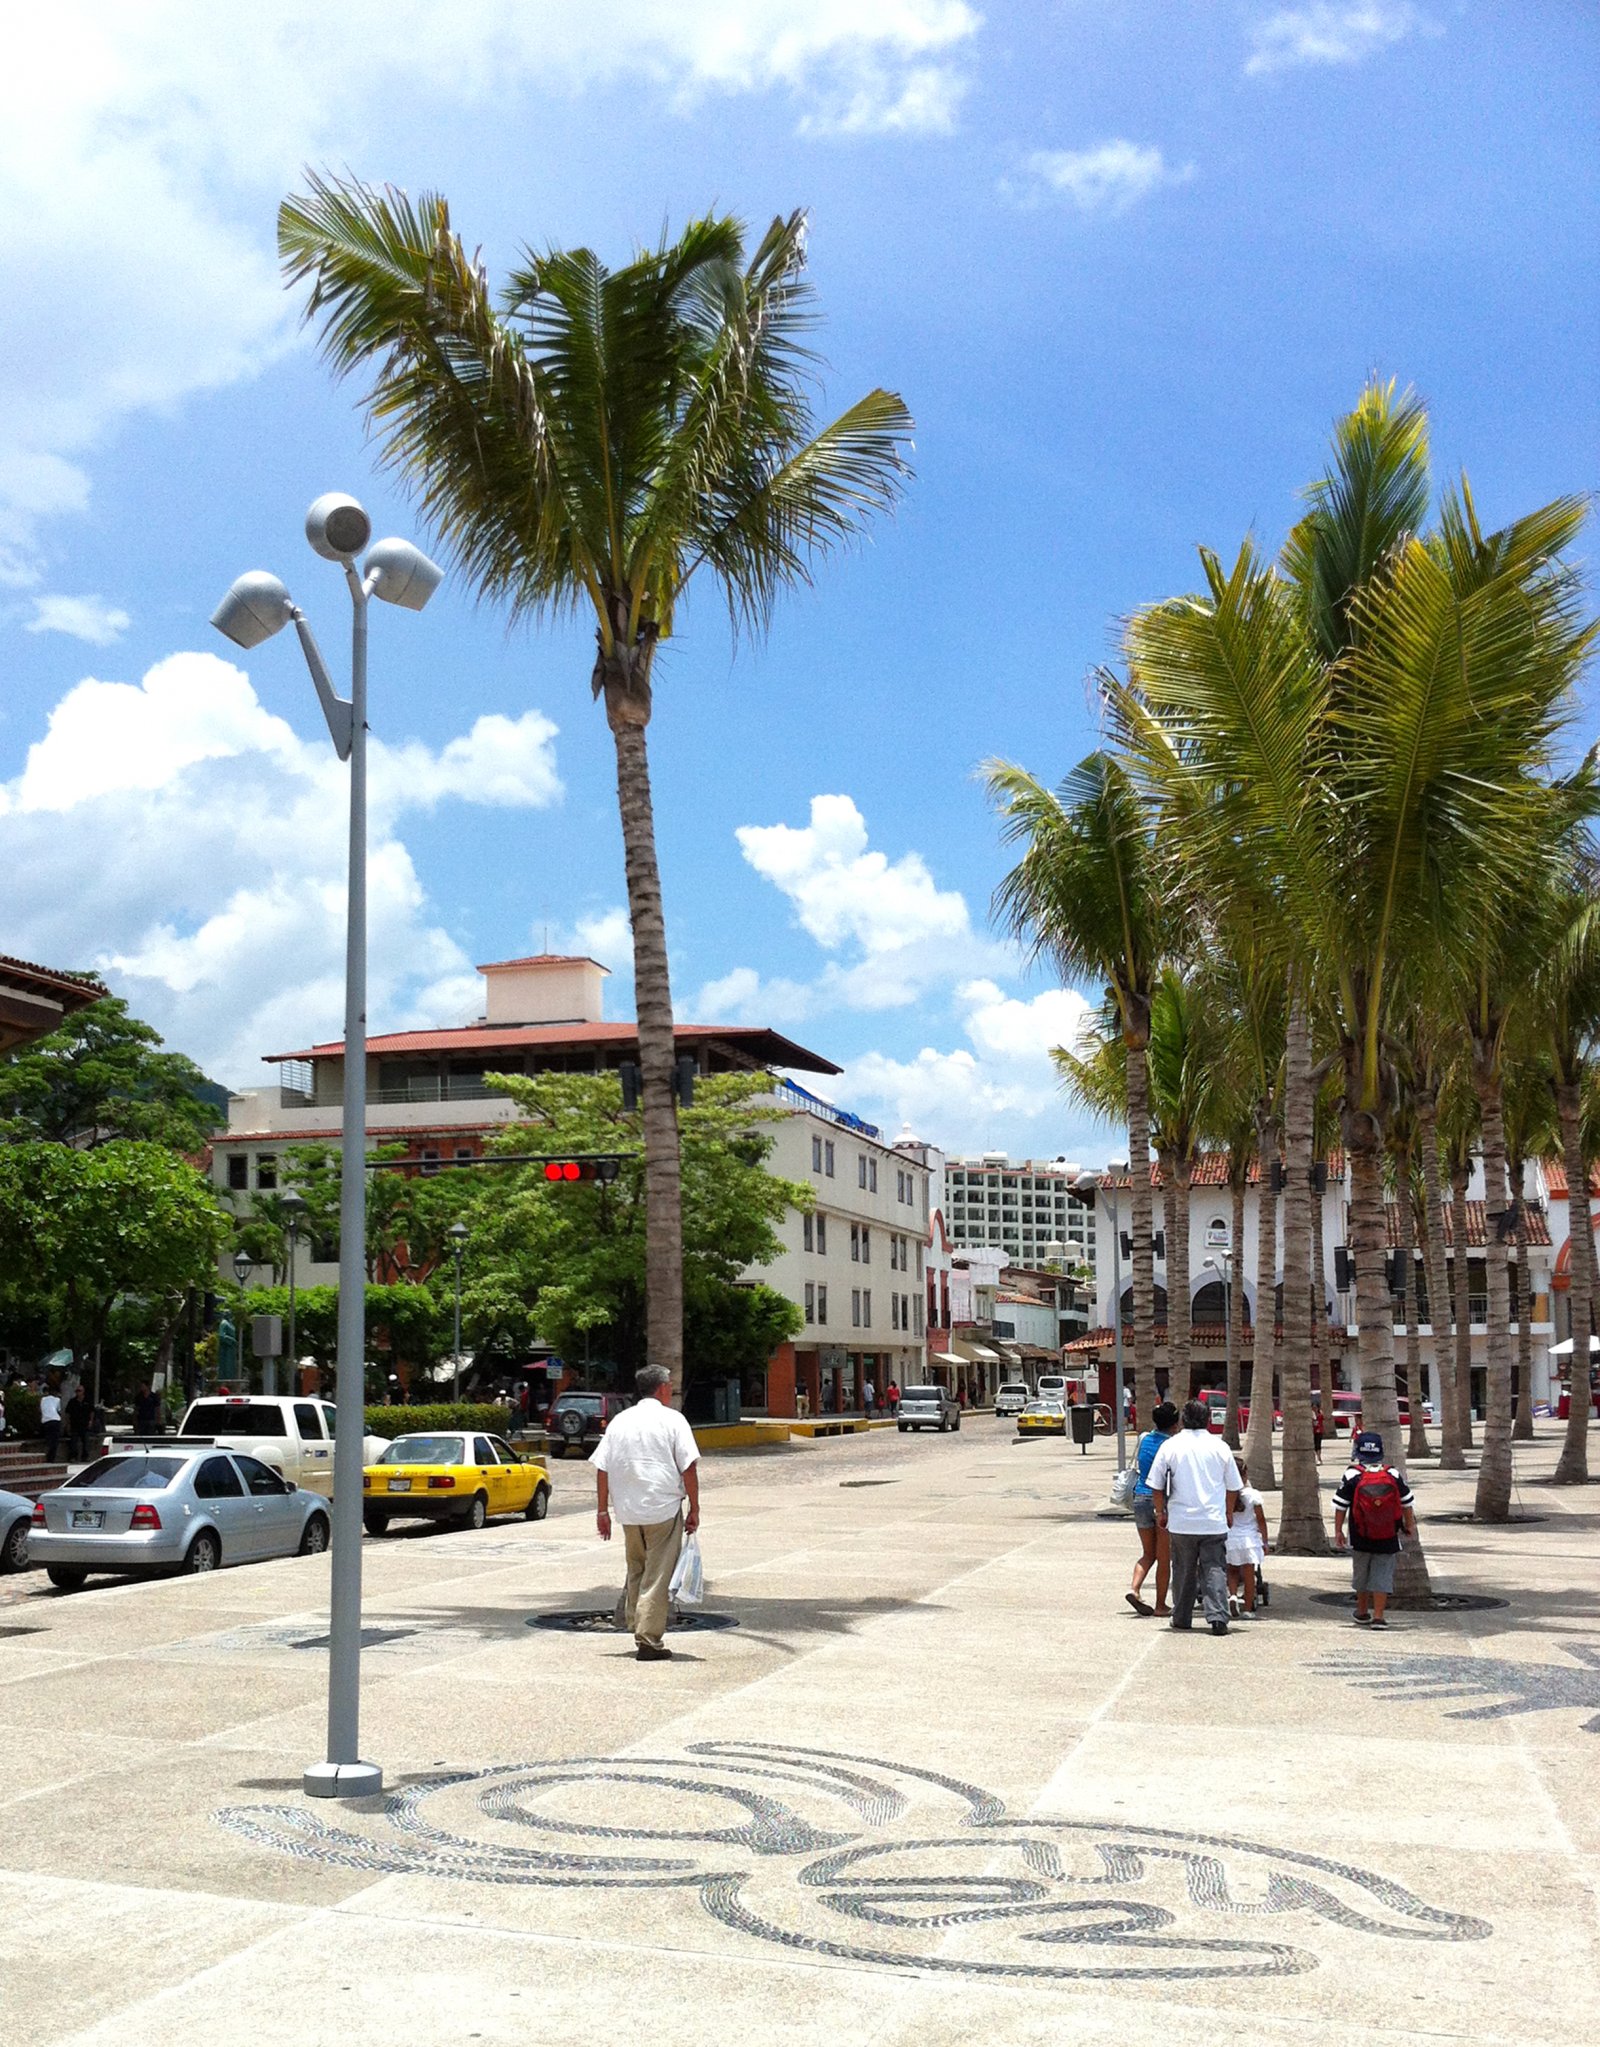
top-left (280, 1190), bottom-right (307, 1225)
top-left (210, 570), bottom-right (293, 650)
top-left (305, 492), bottom-right (373, 562)
top-left (448, 1220), bottom-right (469, 1246)
top-left (232, 1249), bottom-right (253, 1284)
top-left (1073, 1170), bottom-right (1101, 1195)
top-left (365, 536), bottom-right (443, 612)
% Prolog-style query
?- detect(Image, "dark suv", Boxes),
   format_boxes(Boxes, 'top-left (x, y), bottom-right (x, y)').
top-left (545, 1391), bottom-right (631, 1458)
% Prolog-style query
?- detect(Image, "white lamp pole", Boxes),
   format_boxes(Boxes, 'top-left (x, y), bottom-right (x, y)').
top-left (213, 497), bottom-right (441, 1801)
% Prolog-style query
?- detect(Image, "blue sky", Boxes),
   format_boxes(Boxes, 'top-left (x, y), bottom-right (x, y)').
top-left (1, 2), bottom-right (1595, 1160)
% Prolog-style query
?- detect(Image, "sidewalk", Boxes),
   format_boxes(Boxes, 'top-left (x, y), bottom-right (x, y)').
top-left (3, 1419), bottom-right (1597, 2044)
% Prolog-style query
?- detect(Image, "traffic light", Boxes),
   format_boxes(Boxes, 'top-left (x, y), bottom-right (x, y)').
top-left (540, 1157), bottom-right (622, 1185)
top-left (619, 1060), bottom-right (641, 1111)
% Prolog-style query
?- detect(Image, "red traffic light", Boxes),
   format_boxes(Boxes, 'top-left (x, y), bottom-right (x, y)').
top-left (539, 1157), bottom-right (622, 1184)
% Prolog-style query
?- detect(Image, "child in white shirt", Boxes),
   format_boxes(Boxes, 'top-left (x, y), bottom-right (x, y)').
top-left (1226, 1456), bottom-right (1269, 1618)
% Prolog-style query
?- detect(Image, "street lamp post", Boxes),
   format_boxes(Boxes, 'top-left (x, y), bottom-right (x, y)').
top-left (281, 1190), bottom-right (308, 1396)
top-left (449, 1221), bottom-right (469, 1402)
top-left (1204, 1231), bottom-right (1236, 1447)
top-left (1075, 1171), bottom-right (1126, 1474)
top-left (213, 495), bottom-right (441, 1803)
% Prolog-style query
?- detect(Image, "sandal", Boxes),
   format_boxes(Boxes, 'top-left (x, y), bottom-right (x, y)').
top-left (1125, 1592), bottom-right (1154, 1617)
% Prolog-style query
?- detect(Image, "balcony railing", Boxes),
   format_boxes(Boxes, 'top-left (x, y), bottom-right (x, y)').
top-left (278, 1076), bottom-right (508, 1111)
top-left (771, 1079), bottom-right (881, 1138)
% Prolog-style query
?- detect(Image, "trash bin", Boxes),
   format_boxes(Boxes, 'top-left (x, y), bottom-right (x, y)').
top-left (1069, 1405), bottom-right (1096, 1454)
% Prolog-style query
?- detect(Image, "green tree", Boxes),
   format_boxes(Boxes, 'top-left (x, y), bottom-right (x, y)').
top-left (987, 752), bottom-right (1168, 1430)
top-left (0, 995), bottom-right (221, 1152)
top-left (1542, 879), bottom-right (1600, 1482)
top-left (278, 178), bottom-right (911, 1393)
top-left (0, 1141), bottom-right (229, 1397)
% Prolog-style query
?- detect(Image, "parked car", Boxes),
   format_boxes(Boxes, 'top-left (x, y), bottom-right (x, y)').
top-left (1017, 1399), bottom-right (1067, 1439)
top-left (363, 1431), bottom-right (550, 1533)
top-left (1036, 1373), bottom-right (1068, 1404)
top-left (0, 1486), bottom-right (32, 1573)
top-left (994, 1383), bottom-right (1029, 1419)
top-left (168, 1395), bottom-right (390, 1495)
top-left (897, 1385), bottom-right (961, 1433)
top-left (29, 1445), bottom-right (330, 1590)
top-left (545, 1391), bottom-right (631, 1458)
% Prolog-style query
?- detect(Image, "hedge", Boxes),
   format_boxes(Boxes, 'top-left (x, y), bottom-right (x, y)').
top-left (364, 1403), bottom-right (512, 1438)
top-left (3, 1385), bottom-right (40, 1438)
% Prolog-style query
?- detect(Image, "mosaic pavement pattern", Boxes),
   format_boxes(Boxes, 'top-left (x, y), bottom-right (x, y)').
top-left (217, 1742), bottom-right (1491, 1982)
top-left (1317, 1640), bottom-right (1600, 1730)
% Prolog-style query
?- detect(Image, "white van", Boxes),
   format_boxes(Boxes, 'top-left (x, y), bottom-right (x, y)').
top-left (1036, 1373), bottom-right (1068, 1404)
top-left (995, 1383), bottom-right (1029, 1418)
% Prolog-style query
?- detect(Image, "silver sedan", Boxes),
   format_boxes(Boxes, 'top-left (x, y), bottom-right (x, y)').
top-left (0, 1486), bottom-right (31, 1573)
top-left (28, 1444), bottom-right (330, 1591)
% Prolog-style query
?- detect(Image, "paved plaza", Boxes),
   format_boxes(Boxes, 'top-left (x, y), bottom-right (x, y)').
top-left (3, 1421), bottom-right (1599, 2046)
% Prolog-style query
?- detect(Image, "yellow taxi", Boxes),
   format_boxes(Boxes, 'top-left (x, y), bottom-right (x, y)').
top-left (363, 1429), bottom-right (550, 1535)
top-left (1016, 1399), bottom-right (1068, 1439)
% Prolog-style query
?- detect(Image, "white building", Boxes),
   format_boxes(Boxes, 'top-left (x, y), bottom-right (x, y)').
top-left (944, 1153), bottom-right (1098, 1280)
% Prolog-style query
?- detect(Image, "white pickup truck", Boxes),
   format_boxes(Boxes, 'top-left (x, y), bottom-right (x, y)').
top-left (169, 1395), bottom-right (390, 1498)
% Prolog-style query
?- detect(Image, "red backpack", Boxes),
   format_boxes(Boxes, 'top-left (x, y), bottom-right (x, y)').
top-left (1350, 1466), bottom-right (1405, 1542)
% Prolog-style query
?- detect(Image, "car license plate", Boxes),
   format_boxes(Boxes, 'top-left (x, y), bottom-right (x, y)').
top-left (388, 1478), bottom-right (411, 1492)
top-left (71, 1510), bottom-right (104, 1529)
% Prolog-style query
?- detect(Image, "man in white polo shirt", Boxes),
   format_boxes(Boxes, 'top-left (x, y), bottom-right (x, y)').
top-left (1147, 1398), bottom-right (1242, 1636)
top-left (592, 1364), bottom-right (701, 1661)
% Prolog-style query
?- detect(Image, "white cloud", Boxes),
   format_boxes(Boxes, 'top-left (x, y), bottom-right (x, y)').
top-left (0, 648), bottom-right (563, 1082)
top-left (570, 907), bottom-right (634, 974)
top-left (24, 594), bottom-right (132, 646)
top-left (1245, 4), bottom-right (1438, 75)
top-left (0, 3), bottom-right (979, 592)
top-left (1004, 141), bottom-right (1195, 215)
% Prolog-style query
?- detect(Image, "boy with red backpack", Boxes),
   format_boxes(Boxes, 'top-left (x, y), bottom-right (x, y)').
top-left (1333, 1429), bottom-right (1417, 1627)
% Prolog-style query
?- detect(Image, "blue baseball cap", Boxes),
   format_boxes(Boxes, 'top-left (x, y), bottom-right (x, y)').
top-left (1353, 1429), bottom-right (1384, 1464)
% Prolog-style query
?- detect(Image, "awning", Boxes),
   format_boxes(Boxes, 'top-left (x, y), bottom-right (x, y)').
top-left (965, 1344), bottom-right (1002, 1362)
top-left (932, 1352), bottom-right (965, 1366)
top-left (1549, 1335), bottom-right (1600, 1356)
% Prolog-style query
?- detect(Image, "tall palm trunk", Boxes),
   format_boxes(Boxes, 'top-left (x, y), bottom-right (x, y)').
top-left (1472, 1055), bottom-right (1515, 1522)
top-left (1417, 1089), bottom-right (1464, 1469)
top-left (1553, 1079), bottom-right (1594, 1482)
top-left (1277, 1002), bottom-right (1325, 1550)
top-left (1246, 1107), bottom-right (1279, 1489)
top-left (605, 683), bottom-right (685, 1390)
top-left (1311, 1171), bottom-right (1334, 1439)
top-left (1451, 1165), bottom-right (1475, 1450)
top-left (1126, 1038), bottom-right (1157, 1426)
top-left (1347, 1104), bottom-right (1434, 1601)
top-left (1226, 1166), bottom-right (1247, 1447)
top-left (1398, 1148), bottom-right (1430, 1460)
top-left (1164, 1150), bottom-right (1192, 1399)
top-left (1510, 1147), bottom-right (1535, 1444)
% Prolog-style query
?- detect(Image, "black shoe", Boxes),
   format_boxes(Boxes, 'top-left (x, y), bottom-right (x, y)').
top-left (636, 1643), bottom-right (673, 1661)
top-left (1209, 1621), bottom-right (1229, 1635)
top-left (1167, 1621), bottom-right (1192, 1631)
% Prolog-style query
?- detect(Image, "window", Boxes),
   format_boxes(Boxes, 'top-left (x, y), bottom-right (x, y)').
top-left (862, 1289), bottom-right (872, 1328)
top-left (916, 1243), bottom-right (924, 1279)
top-left (455, 1148), bottom-right (474, 1166)
top-left (817, 1284), bottom-right (828, 1325)
top-left (420, 1148), bottom-right (440, 1176)
top-left (861, 1227), bottom-right (870, 1264)
top-left (804, 1213), bottom-right (814, 1252)
top-left (194, 1456), bottom-right (244, 1500)
top-left (858, 1154), bottom-right (868, 1189)
top-left (227, 1154), bottom-right (249, 1191)
top-left (889, 1236), bottom-right (899, 1272)
top-left (824, 1140), bottom-right (835, 1177)
top-left (473, 1436), bottom-right (496, 1465)
top-left (852, 1288), bottom-right (862, 1328)
top-left (236, 1455), bottom-right (288, 1496)
top-left (805, 1282), bottom-right (815, 1323)
top-left (812, 1134), bottom-right (823, 1172)
top-left (902, 1293), bottom-right (910, 1332)
top-left (816, 1214), bottom-right (827, 1255)
top-left (293, 1403), bottom-right (325, 1441)
top-left (913, 1295), bottom-right (924, 1336)
top-left (869, 1158), bottom-right (878, 1193)
top-left (891, 1293), bottom-right (900, 1331)
top-left (256, 1155), bottom-right (277, 1191)
top-left (850, 1224), bottom-right (861, 1263)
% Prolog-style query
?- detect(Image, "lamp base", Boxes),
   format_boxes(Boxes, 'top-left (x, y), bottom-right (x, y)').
top-left (303, 1760), bottom-right (384, 1800)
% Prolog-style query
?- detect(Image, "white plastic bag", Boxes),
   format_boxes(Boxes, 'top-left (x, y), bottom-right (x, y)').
top-left (1109, 1465), bottom-right (1138, 1513)
top-left (669, 1530), bottom-right (705, 1606)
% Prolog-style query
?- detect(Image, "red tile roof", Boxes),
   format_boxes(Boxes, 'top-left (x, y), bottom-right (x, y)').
top-left (0, 954), bottom-right (103, 996)
top-left (478, 954), bottom-right (608, 973)
top-left (265, 1020), bottom-right (840, 1076)
top-left (1384, 1199), bottom-right (1551, 1249)
top-left (1104, 1150), bottom-right (1345, 1189)
top-left (1063, 1323), bottom-right (1279, 1353)
top-left (1541, 1160), bottom-right (1600, 1199)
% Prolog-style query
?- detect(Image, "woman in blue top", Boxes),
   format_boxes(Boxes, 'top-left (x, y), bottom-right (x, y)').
top-left (1126, 1400), bottom-right (1180, 1617)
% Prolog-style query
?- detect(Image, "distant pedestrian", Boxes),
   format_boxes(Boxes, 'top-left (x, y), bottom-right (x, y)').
top-left (1333, 1429), bottom-right (1417, 1628)
top-left (1225, 1455), bottom-right (1270, 1619)
top-left (592, 1364), bottom-right (702, 1661)
top-left (1312, 1403), bottom-right (1326, 1464)
top-left (1125, 1399), bottom-right (1180, 1618)
top-left (65, 1386), bottom-right (93, 1462)
top-left (863, 1378), bottom-right (877, 1418)
top-left (39, 1381), bottom-right (63, 1464)
top-left (887, 1380), bottom-right (900, 1416)
top-left (133, 1382), bottom-right (161, 1435)
top-left (1147, 1398), bottom-right (1242, 1636)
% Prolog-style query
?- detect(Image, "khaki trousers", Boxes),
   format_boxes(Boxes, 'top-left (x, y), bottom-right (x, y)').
top-left (614, 1513), bottom-right (683, 1649)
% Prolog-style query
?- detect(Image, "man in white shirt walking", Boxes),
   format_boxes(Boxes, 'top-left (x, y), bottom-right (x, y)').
top-left (1147, 1398), bottom-right (1242, 1636)
top-left (592, 1364), bottom-right (701, 1661)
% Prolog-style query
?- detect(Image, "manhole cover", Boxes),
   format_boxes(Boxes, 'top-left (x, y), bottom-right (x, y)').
top-left (1309, 1590), bottom-right (1509, 1613)
top-left (839, 1479), bottom-right (896, 1488)
top-left (0, 1625), bottom-right (44, 1638)
top-left (1427, 1511), bottom-right (1548, 1526)
top-left (290, 1628), bottom-right (418, 1650)
top-left (527, 1608), bottom-right (739, 1633)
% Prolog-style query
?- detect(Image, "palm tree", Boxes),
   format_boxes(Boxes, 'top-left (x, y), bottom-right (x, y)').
top-left (1501, 1045), bottom-right (1555, 1445)
top-left (278, 178), bottom-right (912, 1389)
top-left (1386, 1087), bottom-right (1430, 1462)
top-left (1545, 881), bottom-right (1600, 1482)
top-left (1407, 1023), bottom-right (1467, 1468)
top-left (988, 753), bottom-right (1167, 1428)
